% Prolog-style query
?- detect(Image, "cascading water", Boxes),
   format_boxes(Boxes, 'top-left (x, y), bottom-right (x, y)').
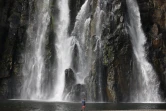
top-left (19, 0), bottom-right (120, 102)
top-left (126, 0), bottom-right (161, 102)
top-left (66, 0), bottom-right (106, 101)
top-left (94, 2), bottom-right (106, 101)
top-left (72, 0), bottom-right (90, 38)
top-left (52, 0), bottom-right (72, 101)
top-left (71, 0), bottom-right (91, 84)
top-left (75, 17), bottom-right (91, 84)
top-left (61, 0), bottom-right (91, 101)
top-left (21, 0), bottom-right (50, 99)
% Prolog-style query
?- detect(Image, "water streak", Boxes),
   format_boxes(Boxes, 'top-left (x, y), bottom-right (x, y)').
top-left (21, 0), bottom-right (50, 99)
top-left (126, 0), bottom-right (161, 102)
top-left (52, 0), bottom-right (71, 101)
top-left (94, 2), bottom-right (106, 102)
top-left (72, 0), bottom-right (90, 38)
top-left (62, 0), bottom-right (92, 101)
top-left (70, 0), bottom-right (91, 85)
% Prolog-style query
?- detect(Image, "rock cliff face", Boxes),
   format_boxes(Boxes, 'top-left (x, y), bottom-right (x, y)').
top-left (0, 0), bottom-right (165, 102)
top-left (84, 0), bottom-right (132, 102)
top-left (0, 0), bottom-right (29, 99)
top-left (102, 0), bottom-right (132, 102)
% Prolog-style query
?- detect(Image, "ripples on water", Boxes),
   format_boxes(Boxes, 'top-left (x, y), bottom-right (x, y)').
top-left (0, 100), bottom-right (166, 111)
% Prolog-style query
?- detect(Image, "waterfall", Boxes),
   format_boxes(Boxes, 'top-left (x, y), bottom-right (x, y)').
top-left (71, 0), bottom-right (90, 38)
top-left (52, 0), bottom-right (71, 101)
top-left (126, 0), bottom-right (161, 102)
top-left (19, 0), bottom-right (115, 102)
top-left (21, 0), bottom-right (50, 99)
top-left (93, 1), bottom-right (106, 101)
top-left (66, 0), bottom-right (106, 101)
top-left (76, 17), bottom-right (91, 84)
top-left (69, 0), bottom-right (91, 85)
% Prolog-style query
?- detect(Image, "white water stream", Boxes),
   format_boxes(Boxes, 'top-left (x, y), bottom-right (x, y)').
top-left (72, 0), bottom-right (91, 84)
top-left (52, 0), bottom-right (72, 101)
top-left (94, 2), bottom-right (106, 101)
top-left (21, 0), bottom-right (50, 99)
top-left (126, 0), bottom-right (161, 102)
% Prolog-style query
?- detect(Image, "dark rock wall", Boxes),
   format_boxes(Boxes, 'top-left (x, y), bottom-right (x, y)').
top-left (85, 0), bottom-right (132, 102)
top-left (101, 0), bottom-right (132, 102)
top-left (0, 0), bottom-right (29, 99)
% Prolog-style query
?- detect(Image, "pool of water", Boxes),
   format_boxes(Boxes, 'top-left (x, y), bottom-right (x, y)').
top-left (0, 100), bottom-right (166, 111)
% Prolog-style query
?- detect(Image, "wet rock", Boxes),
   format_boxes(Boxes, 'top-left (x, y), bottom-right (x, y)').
top-left (0, 79), bottom-right (8, 99)
top-left (64, 68), bottom-right (76, 94)
top-left (85, 66), bottom-right (97, 101)
top-left (0, 0), bottom-right (29, 99)
top-left (103, 43), bottom-right (114, 66)
top-left (151, 24), bottom-right (159, 36)
top-left (138, 2), bottom-right (149, 13)
top-left (71, 44), bottom-right (79, 72)
top-left (152, 9), bottom-right (162, 24)
top-left (102, 0), bottom-right (132, 102)
top-left (106, 66), bottom-right (116, 102)
top-left (152, 34), bottom-right (162, 49)
top-left (69, 84), bottom-right (86, 102)
top-left (83, 0), bottom-right (132, 102)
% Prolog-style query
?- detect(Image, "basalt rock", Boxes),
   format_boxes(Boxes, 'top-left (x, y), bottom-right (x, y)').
top-left (0, 0), bottom-right (29, 99)
top-left (64, 68), bottom-right (76, 95)
top-left (71, 44), bottom-right (79, 72)
top-left (86, 0), bottom-right (132, 102)
top-left (68, 84), bottom-right (86, 102)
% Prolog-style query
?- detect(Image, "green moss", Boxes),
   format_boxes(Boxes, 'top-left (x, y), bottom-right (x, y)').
top-left (103, 44), bottom-right (114, 65)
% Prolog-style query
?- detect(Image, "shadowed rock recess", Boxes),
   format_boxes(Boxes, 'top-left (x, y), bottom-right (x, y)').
top-left (0, 0), bottom-right (165, 102)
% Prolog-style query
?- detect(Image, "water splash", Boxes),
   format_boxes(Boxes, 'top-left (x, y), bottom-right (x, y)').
top-left (126, 0), bottom-right (161, 102)
top-left (21, 0), bottom-right (50, 99)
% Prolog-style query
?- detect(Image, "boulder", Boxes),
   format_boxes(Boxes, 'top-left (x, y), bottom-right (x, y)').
top-left (64, 68), bottom-right (76, 94)
top-left (71, 44), bottom-right (79, 72)
top-left (69, 84), bottom-right (86, 102)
